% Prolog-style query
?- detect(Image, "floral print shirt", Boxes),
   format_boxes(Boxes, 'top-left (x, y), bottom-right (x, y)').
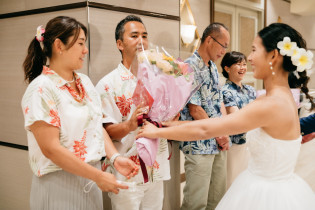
top-left (180, 51), bottom-right (223, 155)
top-left (96, 63), bottom-right (170, 183)
top-left (222, 79), bottom-right (256, 144)
top-left (22, 66), bottom-right (105, 177)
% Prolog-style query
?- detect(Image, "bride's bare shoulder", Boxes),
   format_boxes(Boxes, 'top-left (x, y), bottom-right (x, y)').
top-left (258, 94), bottom-right (294, 114)
top-left (249, 94), bottom-right (289, 114)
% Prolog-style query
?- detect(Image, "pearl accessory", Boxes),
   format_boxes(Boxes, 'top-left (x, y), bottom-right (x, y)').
top-left (269, 62), bottom-right (275, 75)
top-left (66, 78), bottom-right (75, 83)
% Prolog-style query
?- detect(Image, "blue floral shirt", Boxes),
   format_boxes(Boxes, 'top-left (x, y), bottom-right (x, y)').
top-left (179, 51), bottom-right (223, 155)
top-left (222, 79), bottom-right (256, 144)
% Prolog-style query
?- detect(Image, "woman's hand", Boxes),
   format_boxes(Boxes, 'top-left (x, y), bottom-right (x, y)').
top-left (137, 121), bottom-right (159, 139)
top-left (216, 136), bottom-right (230, 151)
top-left (114, 156), bottom-right (139, 179)
top-left (95, 171), bottom-right (128, 194)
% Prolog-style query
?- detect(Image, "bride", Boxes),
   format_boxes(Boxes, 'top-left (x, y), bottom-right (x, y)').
top-left (137, 23), bottom-right (315, 210)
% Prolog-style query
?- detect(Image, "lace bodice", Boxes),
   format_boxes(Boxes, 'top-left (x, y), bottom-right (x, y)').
top-left (246, 128), bottom-right (302, 180)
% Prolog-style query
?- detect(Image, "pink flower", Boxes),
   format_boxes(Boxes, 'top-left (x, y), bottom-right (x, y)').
top-left (24, 106), bottom-right (29, 114)
top-left (73, 130), bottom-right (87, 161)
top-left (153, 161), bottom-right (160, 169)
top-left (42, 66), bottom-right (54, 75)
top-left (49, 109), bottom-right (60, 127)
top-left (115, 95), bottom-right (133, 116)
top-left (176, 61), bottom-right (190, 75)
top-left (35, 25), bottom-right (45, 42)
top-left (104, 84), bottom-right (110, 92)
top-left (129, 155), bottom-right (140, 166)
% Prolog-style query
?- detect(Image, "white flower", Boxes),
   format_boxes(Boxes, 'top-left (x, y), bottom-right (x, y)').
top-left (291, 46), bottom-right (299, 57)
top-left (138, 51), bottom-right (146, 63)
top-left (291, 48), bottom-right (314, 72)
top-left (156, 59), bottom-right (173, 74)
top-left (147, 51), bottom-right (163, 63)
top-left (277, 37), bottom-right (297, 56)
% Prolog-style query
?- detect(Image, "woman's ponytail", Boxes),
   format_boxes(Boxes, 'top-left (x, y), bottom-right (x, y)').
top-left (23, 38), bottom-right (46, 83)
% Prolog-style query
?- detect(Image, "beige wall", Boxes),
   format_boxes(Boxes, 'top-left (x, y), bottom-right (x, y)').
top-left (89, 8), bottom-right (180, 84)
top-left (0, 1), bottom-right (180, 209)
top-left (0, 8), bottom-right (88, 147)
top-left (0, 147), bottom-right (32, 210)
top-left (266, 0), bottom-right (315, 89)
top-left (180, 0), bottom-right (210, 60)
top-left (6, 1), bottom-right (315, 209)
top-left (0, 0), bottom-right (81, 14)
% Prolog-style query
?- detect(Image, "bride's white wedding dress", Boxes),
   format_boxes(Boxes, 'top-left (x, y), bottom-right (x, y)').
top-left (216, 128), bottom-right (315, 210)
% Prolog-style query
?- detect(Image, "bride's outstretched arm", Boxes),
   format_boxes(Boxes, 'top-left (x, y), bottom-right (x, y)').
top-left (137, 97), bottom-right (275, 141)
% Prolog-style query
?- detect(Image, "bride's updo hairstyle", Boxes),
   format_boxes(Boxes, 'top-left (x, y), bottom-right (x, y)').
top-left (258, 23), bottom-right (315, 110)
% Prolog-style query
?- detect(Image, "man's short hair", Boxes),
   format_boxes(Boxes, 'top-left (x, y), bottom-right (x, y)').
top-left (201, 22), bottom-right (228, 43)
top-left (115, 15), bottom-right (144, 42)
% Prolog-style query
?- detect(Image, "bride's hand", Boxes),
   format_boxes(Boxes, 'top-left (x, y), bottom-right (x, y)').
top-left (137, 121), bottom-right (159, 139)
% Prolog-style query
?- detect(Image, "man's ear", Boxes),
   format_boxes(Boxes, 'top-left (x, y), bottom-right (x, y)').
top-left (117, 39), bottom-right (124, 51)
top-left (206, 35), bottom-right (212, 44)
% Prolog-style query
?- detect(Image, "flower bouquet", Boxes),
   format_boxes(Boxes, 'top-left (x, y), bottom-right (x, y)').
top-left (132, 47), bottom-right (198, 170)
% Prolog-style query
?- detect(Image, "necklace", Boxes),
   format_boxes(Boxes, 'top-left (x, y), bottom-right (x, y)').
top-left (65, 74), bottom-right (75, 83)
top-left (66, 78), bottom-right (75, 83)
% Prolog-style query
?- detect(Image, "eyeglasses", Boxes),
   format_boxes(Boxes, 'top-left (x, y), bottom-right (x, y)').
top-left (210, 36), bottom-right (228, 49)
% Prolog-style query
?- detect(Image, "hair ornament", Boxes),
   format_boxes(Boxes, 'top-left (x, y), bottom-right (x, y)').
top-left (35, 25), bottom-right (45, 42)
top-left (277, 37), bottom-right (313, 72)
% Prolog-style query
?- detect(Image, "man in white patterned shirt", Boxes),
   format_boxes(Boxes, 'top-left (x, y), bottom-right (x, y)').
top-left (96, 15), bottom-right (170, 210)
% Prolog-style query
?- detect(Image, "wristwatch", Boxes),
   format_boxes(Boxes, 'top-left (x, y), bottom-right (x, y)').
top-left (110, 153), bottom-right (121, 166)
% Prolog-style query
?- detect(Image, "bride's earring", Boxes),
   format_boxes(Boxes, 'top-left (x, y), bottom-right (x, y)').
top-left (269, 62), bottom-right (275, 75)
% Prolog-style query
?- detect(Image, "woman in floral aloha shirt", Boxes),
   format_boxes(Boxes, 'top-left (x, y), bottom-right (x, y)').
top-left (22, 16), bottom-right (138, 210)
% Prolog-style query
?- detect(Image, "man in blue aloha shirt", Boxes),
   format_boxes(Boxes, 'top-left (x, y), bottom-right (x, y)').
top-left (180, 23), bottom-right (230, 210)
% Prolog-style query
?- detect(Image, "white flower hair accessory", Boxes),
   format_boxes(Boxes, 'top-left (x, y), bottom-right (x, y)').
top-left (292, 48), bottom-right (314, 72)
top-left (277, 36), bottom-right (313, 72)
top-left (35, 25), bottom-right (45, 42)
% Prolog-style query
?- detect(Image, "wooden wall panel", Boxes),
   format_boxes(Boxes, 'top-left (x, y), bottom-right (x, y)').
top-left (0, 8), bottom-right (88, 146)
top-left (93, 0), bottom-right (179, 16)
top-left (240, 15), bottom-right (256, 72)
top-left (0, 0), bottom-right (82, 14)
top-left (89, 7), bottom-right (180, 84)
top-left (0, 146), bottom-right (32, 210)
top-left (0, 1), bottom-right (181, 210)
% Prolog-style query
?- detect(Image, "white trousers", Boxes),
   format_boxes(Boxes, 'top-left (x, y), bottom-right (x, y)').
top-left (227, 143), bottom-right (249, 189)
top-left (109, 181), bottom-right (164, 210)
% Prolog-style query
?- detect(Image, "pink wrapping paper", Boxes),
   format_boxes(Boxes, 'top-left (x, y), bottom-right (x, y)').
top-left (133, 54), bottom-right (195, 166)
